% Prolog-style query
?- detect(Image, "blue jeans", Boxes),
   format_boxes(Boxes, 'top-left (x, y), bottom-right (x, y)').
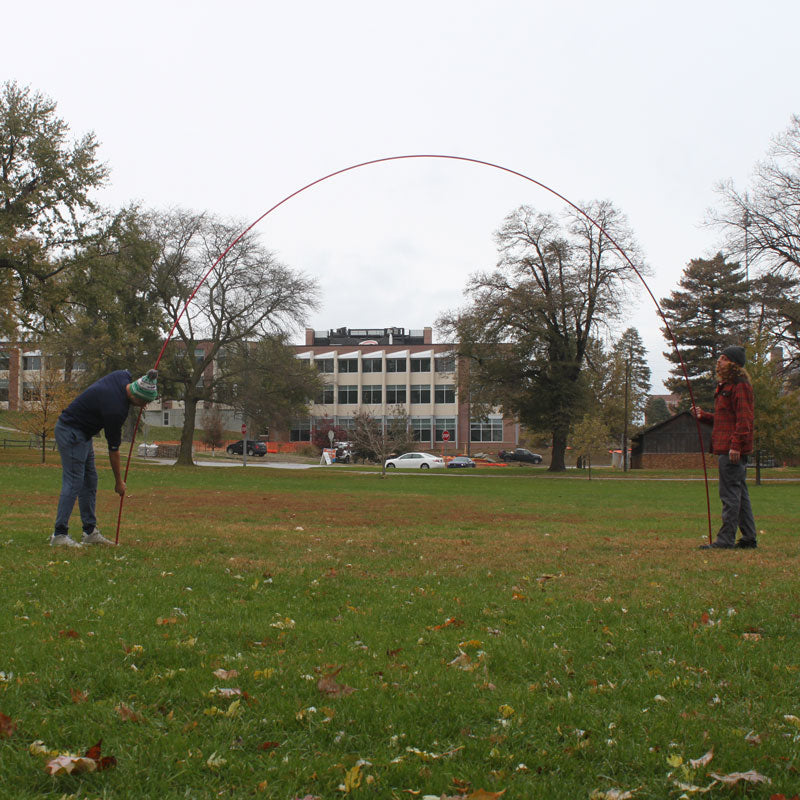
top-left (715, 454), bottom-right (757, 546)
top-left (53, 420), bottom-right (97, 537)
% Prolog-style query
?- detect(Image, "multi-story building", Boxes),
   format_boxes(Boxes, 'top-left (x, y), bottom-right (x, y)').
top-left (1, 327), bottom-right (520, 453)
top-left (289, 326), bottom-right (518, 452)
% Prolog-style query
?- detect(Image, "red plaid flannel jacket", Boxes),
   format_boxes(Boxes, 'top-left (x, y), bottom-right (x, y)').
top-left (698, 378), bottom-right (754, 455)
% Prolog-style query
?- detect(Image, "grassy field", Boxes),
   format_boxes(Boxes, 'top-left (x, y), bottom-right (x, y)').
top-left (1, 451), bottom-right (799, 799)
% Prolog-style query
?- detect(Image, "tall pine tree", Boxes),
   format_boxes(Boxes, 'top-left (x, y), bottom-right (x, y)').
top-left (660, 253), bottom-right (749, 407)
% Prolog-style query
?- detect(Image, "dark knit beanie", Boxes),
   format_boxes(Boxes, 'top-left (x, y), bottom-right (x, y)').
top-left (721, 345), bottom-right (746, 367)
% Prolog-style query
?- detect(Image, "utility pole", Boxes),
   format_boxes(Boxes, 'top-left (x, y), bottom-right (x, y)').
top-left (622, 346), bottom-right (631, 472)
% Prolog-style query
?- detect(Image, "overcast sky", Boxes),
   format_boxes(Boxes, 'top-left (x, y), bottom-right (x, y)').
top-left (6, 0), bottom-right (799, 389)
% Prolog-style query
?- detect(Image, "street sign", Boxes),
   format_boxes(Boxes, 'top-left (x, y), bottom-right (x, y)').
top-left (442, 431), bottom-right (451, 441)
top-left (241, 424), bottom-right (247, 435)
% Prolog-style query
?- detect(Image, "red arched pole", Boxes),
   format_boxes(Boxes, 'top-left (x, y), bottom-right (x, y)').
top-left (116, 154), bottom-right (713, 544)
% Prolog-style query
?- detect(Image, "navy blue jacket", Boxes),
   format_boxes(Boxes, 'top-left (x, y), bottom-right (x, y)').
top-left (58, 370), bottom-right (132, 451)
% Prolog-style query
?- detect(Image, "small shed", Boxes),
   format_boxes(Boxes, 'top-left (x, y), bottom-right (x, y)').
top-left (630, 411), bottom-right (712, 469)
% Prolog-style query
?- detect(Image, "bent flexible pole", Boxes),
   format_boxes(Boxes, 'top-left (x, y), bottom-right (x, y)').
top-left (116, 154), bottom-right (712, 544)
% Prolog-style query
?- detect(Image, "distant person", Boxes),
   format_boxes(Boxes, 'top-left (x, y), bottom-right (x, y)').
top-left (50, 369), bottom-right (158, 547)
top-left (692, 346), bottom-right (757, 549)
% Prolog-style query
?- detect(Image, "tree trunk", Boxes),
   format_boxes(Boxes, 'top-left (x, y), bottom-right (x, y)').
top-left (755, 449), bottom-right (761, 486)
top-left (549, 427), bottom-right (568, 472)
top-left (41, 432), bottom-right (46, 464)
top-left (177, 395), bottom-right (198, 466)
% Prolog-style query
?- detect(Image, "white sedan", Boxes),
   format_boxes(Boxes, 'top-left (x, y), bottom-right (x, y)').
top-left (384, 452), bottom-right (445, 470)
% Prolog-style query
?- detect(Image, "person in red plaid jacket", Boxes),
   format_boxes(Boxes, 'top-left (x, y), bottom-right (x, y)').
top-left (692, 345), bottom-right (758, 549)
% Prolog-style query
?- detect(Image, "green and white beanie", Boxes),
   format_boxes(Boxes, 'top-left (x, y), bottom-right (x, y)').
top-left (130, 369), bottom-right (159, 402)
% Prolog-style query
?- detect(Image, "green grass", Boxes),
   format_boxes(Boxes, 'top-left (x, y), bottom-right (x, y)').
top-left (1, 454), bottom-right (799, 799)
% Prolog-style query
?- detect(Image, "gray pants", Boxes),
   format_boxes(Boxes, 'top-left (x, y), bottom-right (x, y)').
top-left (715, 454), bottom-right (757, 546)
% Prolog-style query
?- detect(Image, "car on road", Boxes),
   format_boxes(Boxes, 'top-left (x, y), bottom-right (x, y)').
top-left (447, 455), bottom-right (476, 469)
top-left (226, 440), bottom-right (267, 457)
top-left (498, 447), bottom-right (543, 464)
top-left (384, 452), bottom-right (445, 470)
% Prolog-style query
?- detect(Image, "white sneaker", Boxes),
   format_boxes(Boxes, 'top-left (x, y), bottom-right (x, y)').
top-left (82, 528), bottom-right (116, 546)
top-left (50, 534), bottom-right (84, 548)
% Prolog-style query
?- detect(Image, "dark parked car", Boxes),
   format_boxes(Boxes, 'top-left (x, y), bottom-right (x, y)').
top-left (226, 440), bottom-right (267, 457)
top-left (447, 456), bottom-right (476, 469)
top-left (499, 447), bottom-right (543, 464)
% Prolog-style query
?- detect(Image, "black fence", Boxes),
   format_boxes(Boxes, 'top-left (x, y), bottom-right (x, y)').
top-left (1, 438), bottom-right (57, 450)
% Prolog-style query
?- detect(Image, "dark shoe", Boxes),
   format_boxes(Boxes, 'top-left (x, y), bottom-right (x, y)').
top-left (734, 539), bottom-right (758, 549)
top-left (699, 541), bottom-right (735, 550)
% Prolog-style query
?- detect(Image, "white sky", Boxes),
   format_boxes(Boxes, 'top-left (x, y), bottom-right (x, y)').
top-left (6, 0), bottom-right (800, 390)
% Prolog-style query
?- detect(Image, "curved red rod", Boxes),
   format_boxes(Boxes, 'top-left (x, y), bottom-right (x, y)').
top-left (116, 154), bottom-right (713, 544)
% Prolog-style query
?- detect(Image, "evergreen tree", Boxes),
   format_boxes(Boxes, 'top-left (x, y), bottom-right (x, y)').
top-left (660, 253), bottom-right (749, 407)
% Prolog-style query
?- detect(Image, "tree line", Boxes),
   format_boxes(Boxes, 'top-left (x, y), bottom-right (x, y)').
top-left (441, 117), bottom-right (800, 470)
top-left (4, 82), bottom-right (799, 470)
top-left (1, 82), bottom-right (321, 464)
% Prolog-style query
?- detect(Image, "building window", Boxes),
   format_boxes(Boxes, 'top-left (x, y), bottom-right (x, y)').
top-left (435, 354), bottom-right (455, 373)
top-left (290, 418), bottom-right (311, 441)
top-left (195, 348), bottom-right (205, 365)
top-left (0, 352), bottom-right (9, 370)
top-left (0, 386), bottom-right (8, 402)
top-left (22, 355), bottom-right (42, 371)
top-left (362, 358), bottom-right (382, 373)
top-left (386, 384), bottom-right (406, 404)
top-left (336, 417), bottom-right (355, 433)
top-left (338, 358), bottom-right (358, 373)
top-left (338, 385), bottom-right (358, 404)
top-left (435, 417), bottom-right (456, 442)
top-left (386, 358), bottom-right (407, 373)
top-left (434, 385), bottom-right (456, 404)
top-left (22, 382), bottom-right (37, 401)
top-left (316, 385), bottom-right (334, 404)
top-left (163, 411), bottom-right (170, 426)
top-left (316, 358), bottom-right (334, 373)
top-left (410, 417), bottom-right (431, 442)
top-left (410, 357), bottom-right (430, 373)
top-left (410, 385), bottom-right (431, 404)
top-left (362, 385), bottom-right (382, 404)
top-left (470, 417), bottom-right (503, 442)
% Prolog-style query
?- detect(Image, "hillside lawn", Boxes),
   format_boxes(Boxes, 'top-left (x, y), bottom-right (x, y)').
top-left (1, 449), bottom-right (799, 799)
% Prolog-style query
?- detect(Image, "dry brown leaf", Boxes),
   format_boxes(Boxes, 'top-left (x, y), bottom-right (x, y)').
top-left (115, 703), bottom-right (143, 722)
top-left (70, 688), bottom-right (88, 704)
top-left (156, 617), bottom-right (178, 626)
top-left (317, 667), bottom-right (356, 698)
top-left (709, 770), bottom-right (770, 785)
top-left (213, 668), bottom-right (239, 680)
top-left (0, 712), bottom-right (17, 738)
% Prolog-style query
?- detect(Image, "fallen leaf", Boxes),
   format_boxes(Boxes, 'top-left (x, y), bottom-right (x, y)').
top-left (156, 617), bottom-right (178, 626)
top-left (206, 751), bottom-right (227, 769)
top-left (466, 791), bottom-right (507, 799)
top-left (342, 763), bottom-right (362, 792)
top-left (115, 703), bottom-right (143, 722)
top-left (0, 712), bottom-right (17, 738)
top-left (46, 740), bottom-right (117, 775)
top-left (672, 781), bottom-right (715, 794)
top-left (213, 668), bottom-right (239, 680)
top-left (258, 740), bottom-right (280, 750)
top-left (212, 687), bottom-right (242, 698)
top-left (317, 667), bottom-right (355, 698)
top-left (689, 748), bottom-right (714, 768)
top-left (70, 688), bottom-right (88, 704)
top-left (784, 714), bottom-right (800, 728)
top-left (59, 629), bottom-right (80, 639)
top-left (45, 754), bottom-right (98, 776)
top-left (742, 632), bottom-right (762, 641)
top-left (431, 617), bottom-right (464, 631)
top-left (709, 770), bottom-right (771, 786)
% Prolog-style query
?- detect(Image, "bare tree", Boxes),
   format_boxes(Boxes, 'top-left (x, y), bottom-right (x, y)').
top-left (349, 407), bottom-right (415, 476)
top-left (144, 209), bottom-right (319, 465)
top-left (710, 115), bottom-right (800, 367)
top-left (440, 201), bottom-right (644, 471)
